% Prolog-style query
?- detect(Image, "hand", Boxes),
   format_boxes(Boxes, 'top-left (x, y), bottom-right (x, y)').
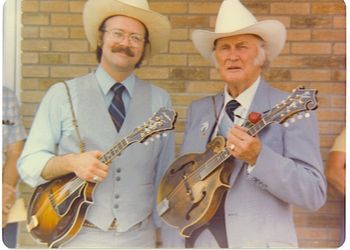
top-left (226, 125), bottom-right (261, 165)
top-left (2, 183), bottom-right (16, 227)
top-left (67, 151), bottom-right (109, 183)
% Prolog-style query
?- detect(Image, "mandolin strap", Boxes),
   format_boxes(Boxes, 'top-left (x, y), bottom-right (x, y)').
top-left (207, 95), bottom-right (224, 143)
top-left (63, 82), bottom-right (85, 153)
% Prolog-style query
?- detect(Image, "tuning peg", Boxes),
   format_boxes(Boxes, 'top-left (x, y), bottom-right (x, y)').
top-left (156, 134), bottom-right (161, 139)
top-left (144, 141), bottom-right (149, 146)
top-left (283, 122), bottom-right (289, 127)
top-left (290, 117), bottom-right (296, 123)
top-left (162, 133), bottom-right (168, 137)
top-left (297, 114), bottom-right (303, 120)
top-left (150, 138), bottom-right (155, 142)
top-left (304, 112), bottom-right (310, 118)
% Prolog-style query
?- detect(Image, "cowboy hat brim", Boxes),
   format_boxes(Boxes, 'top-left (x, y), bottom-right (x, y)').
top-left (192, 20), bottom-right (286, 65)
top-left (83, 0), bottom-right (171, 57)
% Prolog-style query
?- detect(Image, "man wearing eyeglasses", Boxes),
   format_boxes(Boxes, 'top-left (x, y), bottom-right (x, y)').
top-left (17, 0), bottom-right (174, 248)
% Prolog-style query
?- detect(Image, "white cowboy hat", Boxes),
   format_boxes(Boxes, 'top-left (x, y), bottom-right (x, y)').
top-left (83, 0), bottom-right (171, 57)
top-left (192, 0), bottom-right (286, 65)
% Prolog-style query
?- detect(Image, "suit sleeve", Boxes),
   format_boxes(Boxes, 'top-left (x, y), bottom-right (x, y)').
top-left (247, 112), bottom-right (327, 211)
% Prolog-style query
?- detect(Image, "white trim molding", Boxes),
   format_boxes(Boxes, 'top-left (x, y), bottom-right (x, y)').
top-left (2, 0), bottom-right (21, 98)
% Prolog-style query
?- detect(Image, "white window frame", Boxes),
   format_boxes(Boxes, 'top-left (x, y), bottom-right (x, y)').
top-left (2, 0), bottom-right (21, 98)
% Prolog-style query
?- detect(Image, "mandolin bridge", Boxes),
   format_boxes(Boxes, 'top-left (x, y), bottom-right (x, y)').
top-left (27, 215), bottom-right (39, 232)
top-left (157, 198), bottom-right (169, 216)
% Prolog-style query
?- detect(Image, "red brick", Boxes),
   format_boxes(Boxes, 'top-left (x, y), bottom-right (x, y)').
top-left (51, 14), bottom-right (82, 26)
top-left (189, 2), bottom-right (220, 14)
top-left (40, 1), bottom-right (69, 12)
top-left (21, 1), bottom-right (39, 12)
top-left (151, 2), bottom-right (188, 14)
top-left (311, 2), bottom-right (345, 15)
top-left (291, 70), bottom-right (331, 82)
top-left (312, 30), bottom-right (346, 42)
top-left (291, 42), bottom-right (332, 54)
top-left (271, 3), bottom-right (310, 15)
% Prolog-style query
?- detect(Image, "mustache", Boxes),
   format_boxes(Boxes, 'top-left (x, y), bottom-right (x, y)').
top-left (111, 46), bottom-right (135, 57)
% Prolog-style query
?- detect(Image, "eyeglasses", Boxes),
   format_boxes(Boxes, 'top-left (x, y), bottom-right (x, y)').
top-left (102, 29), bottom-right (145, 47)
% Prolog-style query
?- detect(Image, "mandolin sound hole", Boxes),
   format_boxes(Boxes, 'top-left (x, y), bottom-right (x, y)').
top-left (185, 190), bottom-right (207, 220)
top-left (170, 161), bottom-right (195, 175)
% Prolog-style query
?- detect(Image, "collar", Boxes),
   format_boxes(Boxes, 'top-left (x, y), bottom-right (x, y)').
top-left (224, 76), bottom-right (261, 111)
top-left (95, 64), bottom-right (135, 97)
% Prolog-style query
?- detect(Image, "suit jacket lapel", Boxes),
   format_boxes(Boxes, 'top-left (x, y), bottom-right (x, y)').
top-left (247, 78), bottom-right (273, 115)
top-left (207, 92), bottom-right (225, 143)
top-left (180, 93), bottom-right (224, 155)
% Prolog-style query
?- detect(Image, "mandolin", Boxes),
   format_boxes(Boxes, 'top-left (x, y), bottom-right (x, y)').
top-left (26, 107), bottom-right (177, 248)
top-left (157, 86), bottom-right (318, 238)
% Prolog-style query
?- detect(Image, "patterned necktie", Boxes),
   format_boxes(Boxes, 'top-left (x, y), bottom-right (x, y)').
top-left (109, 83), bottom-right (126, 132)
top-left (225, 100), bottom-right (240, 122)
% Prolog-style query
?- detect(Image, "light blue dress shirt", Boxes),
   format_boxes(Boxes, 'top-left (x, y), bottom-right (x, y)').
top-left (17, 65), bottom-right (170, 187)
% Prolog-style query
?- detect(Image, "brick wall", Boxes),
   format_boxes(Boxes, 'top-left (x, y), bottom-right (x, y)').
top-left (18, 0), bottom-right (345, 248)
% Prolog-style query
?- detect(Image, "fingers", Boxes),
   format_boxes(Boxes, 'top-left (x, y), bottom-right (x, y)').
top-left (2, 187), bottom-right (15, 213)
top-left (226, 125), bottom-right (261, 165)
top-left (88, 164), bottom-right (109, 182)
top-left (227, 125), bottom-right (249, 140)
top-left (226, 126), bottom-right (245, 152)
top-left (72, 151), bottom-right (109, 182)
top-left (89, 150), bottom-right (104, 159)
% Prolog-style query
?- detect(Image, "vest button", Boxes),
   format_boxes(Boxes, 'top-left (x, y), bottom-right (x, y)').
top-left (116, 176), bottom-right (121, 181)
top-left (115, 194), bottom-right (120, 199)
top-left (116, 168), bottom-right (121, 173)
top-left (114, 204), bottom-right (119, 209)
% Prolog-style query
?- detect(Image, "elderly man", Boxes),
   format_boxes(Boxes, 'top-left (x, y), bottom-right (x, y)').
top-left (18, 0), bottom-right (174, 248)
top-left (163, 0), bottom-right (327, 248)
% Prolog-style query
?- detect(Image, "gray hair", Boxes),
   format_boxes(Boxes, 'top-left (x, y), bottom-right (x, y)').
top-left (254, 42), bottom-right (270, 71)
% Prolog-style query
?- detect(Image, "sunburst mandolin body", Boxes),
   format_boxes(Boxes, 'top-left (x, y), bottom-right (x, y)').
top-left (27, 173), bottom-right (95, 248)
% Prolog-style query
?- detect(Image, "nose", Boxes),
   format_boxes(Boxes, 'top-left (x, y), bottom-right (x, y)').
top-left (227, 48), bottom-right (239, 61)
top-left (118, 35), bottom-right (132, 46)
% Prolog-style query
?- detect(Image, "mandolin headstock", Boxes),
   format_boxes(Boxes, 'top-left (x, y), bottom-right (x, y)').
top-left (127, 107), bottom-right (177, 144)
top-left (265, 86), bottom-right (318, 126)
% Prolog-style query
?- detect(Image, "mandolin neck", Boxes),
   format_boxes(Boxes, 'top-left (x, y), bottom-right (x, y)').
top-left (199, 118), bottom-right (270, 180)
top-left (99, 138), bottom-right (131, 165)
top-left (69, 137), bottom-right (132, 189)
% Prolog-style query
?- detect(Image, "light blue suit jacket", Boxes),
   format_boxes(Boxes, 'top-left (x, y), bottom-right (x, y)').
top-left (174, 78), bottom-right (327, 248)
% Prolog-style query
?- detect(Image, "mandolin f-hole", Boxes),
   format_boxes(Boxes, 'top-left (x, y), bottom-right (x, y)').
top-left (185, 190), bottom-right (207, 220)
top-left (170, 161), bottom-right (195, 175)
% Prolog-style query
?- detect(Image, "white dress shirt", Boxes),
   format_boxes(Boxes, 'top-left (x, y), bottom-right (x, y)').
top-left (215, 76), bottom-right (261, 138)
top-left (215, 76), bottom-right (261, 173)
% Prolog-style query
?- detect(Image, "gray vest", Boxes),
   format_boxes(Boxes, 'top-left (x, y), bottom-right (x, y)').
top-left (58, 73), bottom-right (163, 231)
